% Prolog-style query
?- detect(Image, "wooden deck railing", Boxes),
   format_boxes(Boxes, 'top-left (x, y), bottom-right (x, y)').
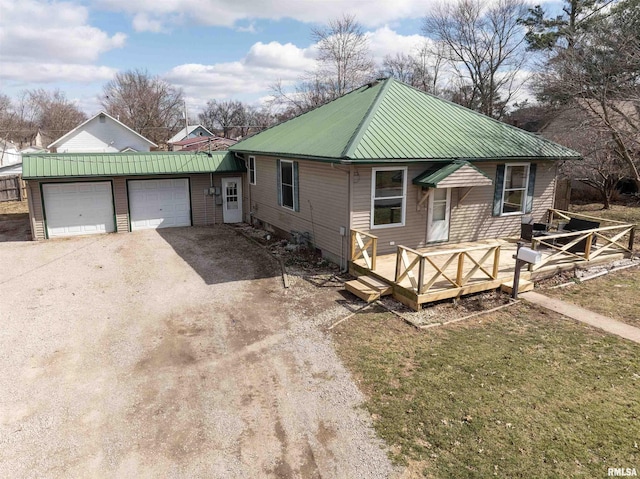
top-left (350, 229), bottom-right (378, 271)
top-left (394, 243), bottom-right (502, 294)
top-left (530, 223), bottom-right (635, 270)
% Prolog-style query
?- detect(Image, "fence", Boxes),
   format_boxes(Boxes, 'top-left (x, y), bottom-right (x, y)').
top-left (350, 229), bottom-right (378, 270)
top-left (0, 175), bottom-right (27, 202)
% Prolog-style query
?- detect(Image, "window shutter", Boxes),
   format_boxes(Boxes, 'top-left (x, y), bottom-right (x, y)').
top-left (525, 163), bottom-right (537, 214)
top-left (276, 159), bottom-right (282, 206)
top-left (293, 161), bottom-right (300, 212)
top-left (492, 164), bottom-right (505, 217)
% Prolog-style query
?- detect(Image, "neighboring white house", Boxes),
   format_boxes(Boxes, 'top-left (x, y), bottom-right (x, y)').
top-left (0, 139), bottom-right (21, 167)
top-left (168, 125), bottom-right (214, 145)
top-left (48, 111), bottom-right (157, 153)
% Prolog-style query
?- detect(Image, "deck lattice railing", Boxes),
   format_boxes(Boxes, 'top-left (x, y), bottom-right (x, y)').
top-left (529, 209), bottom-right (636, 270)
top-left (350, 229), bottom-right (378, 271)
top-left (394, 243), bottom-right (502, 295)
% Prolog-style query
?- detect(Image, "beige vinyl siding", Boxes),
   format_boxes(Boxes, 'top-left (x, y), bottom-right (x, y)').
top-left (27, 181), bottom-right (45, 240)
top-left (189, 174), bottom-right (224, 226)
top-left (350, 161), bottom-right (557, 254)
top-left (351, 163), bottom-right (429, 255)
top-left (248, 156), bottom-right (349, 260)
top-left (437, 165), bottom-right (492, 188)
top-left (113, 177), bottom-right (129, 233)
top-left (449, 162), bottom-right (556, 242)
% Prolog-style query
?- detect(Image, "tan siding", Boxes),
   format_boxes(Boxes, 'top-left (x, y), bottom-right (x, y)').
top-left (28, 181), bottom-right (45, 240)
top-left (189, 174), bottom-right (225, 226)
top-left (113, 177), bottom-right (129, 232)
top-left (437, 165), bottom-right (492, 188)
top-left (351, 164), bottom-right (429, 254)
top-left (449, 162), bottom-right (556, 242)
top-left (248, 156), bottom-right (350, 261)
top-left (351, 161), bottom-right (557, 254)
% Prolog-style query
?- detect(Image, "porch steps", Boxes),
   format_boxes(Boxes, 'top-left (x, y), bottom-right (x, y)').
top-left (345, 275), bottom-right (393, 303)
top-left (500, 279), bottom-right (534, 295)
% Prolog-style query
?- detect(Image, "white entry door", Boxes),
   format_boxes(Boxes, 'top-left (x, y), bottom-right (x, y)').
top-left (427, 188), bottom-right (451, 243)
top-left (128, 179), bottom-right (191, 230)
top-left (222, 177), bottom-right (242, 223)
top-left (43, 182), bottom-right (115, 238)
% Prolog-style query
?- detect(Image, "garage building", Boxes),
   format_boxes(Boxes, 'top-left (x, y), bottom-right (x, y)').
top-left (22, 151), bottom-right (246, 240)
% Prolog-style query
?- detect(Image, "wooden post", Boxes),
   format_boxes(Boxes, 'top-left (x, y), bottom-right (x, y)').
top-left (350, 230), bottom-right (356, 261)
top-left (456, 252), bottom-right (465, 287)
top-left (371, 237), bottom-right (377, 271)
top-left (17, 177), bottom-right (23, 201)
top-left (418, 256), bottom-right (425, 294)
top-left (492, 246), bottom-right (500, 279)
top-left (548, 209), bottom-right (554, 228)
top-left (395, 247), bottom-right (402, 282)
top-left (584, 233), bottom-right (593, 260)
top-left (629, 227), bottom-right (636, 252)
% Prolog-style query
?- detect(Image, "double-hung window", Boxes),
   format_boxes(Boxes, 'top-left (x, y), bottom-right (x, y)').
top-left (501, 164), bottom-right (530, 215)
top-left (371, 167), bottom-right (407, 228)
top-left (248, 156), bottom-right (256, 185)
top-left (493, 163), bottom-right (536, 216)
top-left (277, 159), bottom-right (299, 211)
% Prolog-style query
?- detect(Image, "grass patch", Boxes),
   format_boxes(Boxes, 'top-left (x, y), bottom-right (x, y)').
top-left (570, 202), bottom-right (639, 252)
top-left (544, 266), bottom-right (640, 328)
top-left (0, 200), bottom-right (28, 220)
top-left (333, 304), bottom-right (640, 478)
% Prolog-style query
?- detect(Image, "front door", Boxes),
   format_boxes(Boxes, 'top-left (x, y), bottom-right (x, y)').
top-left (222, 177), bottom-right (242, 223)
top-left (427, 188), bottom-right (451, 243)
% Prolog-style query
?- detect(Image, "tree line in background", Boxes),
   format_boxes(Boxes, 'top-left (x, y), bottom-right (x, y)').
top-left (0, 0), bottom-right (637, 207)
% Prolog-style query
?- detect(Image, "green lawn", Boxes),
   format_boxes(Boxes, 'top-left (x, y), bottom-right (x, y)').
top-left (543, 266), bottom-right (640, 328)
top-left (332, 304), bottom-right (640, 478)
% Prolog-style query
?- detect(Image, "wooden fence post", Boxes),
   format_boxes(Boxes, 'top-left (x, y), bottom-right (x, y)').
top-left (371, 237), bottom-right (377, 271)
top-left (629, 227), bottom-right (636, 252)
top-left (456, 252), bottom-right (465, 287)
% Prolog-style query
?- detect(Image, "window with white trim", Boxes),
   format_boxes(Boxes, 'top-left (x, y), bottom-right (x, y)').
top-left (371, 167), bottom-right (407, 228)
top-left (280, 160), bottom-right (295, 210)
top-left (248, 156), bottom-right (256, 185)
top-left (501, 164), bottom-right (530, 215)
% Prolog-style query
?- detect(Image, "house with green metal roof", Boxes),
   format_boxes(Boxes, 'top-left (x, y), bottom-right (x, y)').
top-left (229, 78), bottom-right (581, 268)
top-left (22, 151), bottom-right (245, 240)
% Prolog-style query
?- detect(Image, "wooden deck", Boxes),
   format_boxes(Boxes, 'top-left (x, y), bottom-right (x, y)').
top-left (348, 209), bottom-right (635, 310)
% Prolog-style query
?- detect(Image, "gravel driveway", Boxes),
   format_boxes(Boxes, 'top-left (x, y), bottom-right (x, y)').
top-left (0, 226), bottom-right (395, 478)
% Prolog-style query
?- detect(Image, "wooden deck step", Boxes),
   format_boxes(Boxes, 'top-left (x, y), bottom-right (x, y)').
top-left (345, 279), bottom-right (381, 303)
top-left (500, 279), bottom-right (534, 295)
top-left (358, 275), bottom-right (393, 296)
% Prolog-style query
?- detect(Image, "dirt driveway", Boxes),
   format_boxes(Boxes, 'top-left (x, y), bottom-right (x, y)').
top-left (0, 227), bottom-right (394, 478)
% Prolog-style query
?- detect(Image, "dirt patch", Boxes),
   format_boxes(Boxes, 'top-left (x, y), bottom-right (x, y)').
top-left (0, 200), bottom-right (30, 242)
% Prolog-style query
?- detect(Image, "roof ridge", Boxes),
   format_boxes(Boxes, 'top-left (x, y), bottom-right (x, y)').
top-left (341, 78), bottom-right (394, 159)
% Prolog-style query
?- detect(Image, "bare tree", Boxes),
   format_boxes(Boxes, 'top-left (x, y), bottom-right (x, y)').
top-left (423, 0), bottom-right (529, 119)
top-left (270, 14), bottom-right (374, 114)
top-left (100, 69), bottom-right (184, 144)
top-left (199, 100), bottom-right (244, 139)
top-left (535, 0), bottom-right (640, 192)
top-left (0, 90), bottom-right (85, 147)
top-left (311, 14), bottom-right (375, 98)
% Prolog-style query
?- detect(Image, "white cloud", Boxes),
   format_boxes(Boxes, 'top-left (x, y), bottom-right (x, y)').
top-left (164, 28), bottom-right (430, 112)
top-left (96, 0), bottom-right (434, 31)
top-left (0, 0), bottom-right (125, 84)
top-left (0, 63), bottom-right (118, 84)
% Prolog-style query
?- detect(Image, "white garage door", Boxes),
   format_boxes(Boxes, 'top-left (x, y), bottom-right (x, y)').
top-left (43, 182), bottom-right (115, 238)
top-left (128, 179), bottom-right (191, 230)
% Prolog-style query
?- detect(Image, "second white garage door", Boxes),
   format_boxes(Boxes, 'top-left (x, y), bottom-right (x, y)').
top-left (128, 179), bottom-right (191, 230)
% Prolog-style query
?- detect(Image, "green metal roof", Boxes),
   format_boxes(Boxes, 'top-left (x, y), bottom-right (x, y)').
top-left (22, 151), bottom-right (245, 179)
top-left (231, 78), bottom-right (581, 163)
top-left (412, 160), bottom-right (492, 188)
